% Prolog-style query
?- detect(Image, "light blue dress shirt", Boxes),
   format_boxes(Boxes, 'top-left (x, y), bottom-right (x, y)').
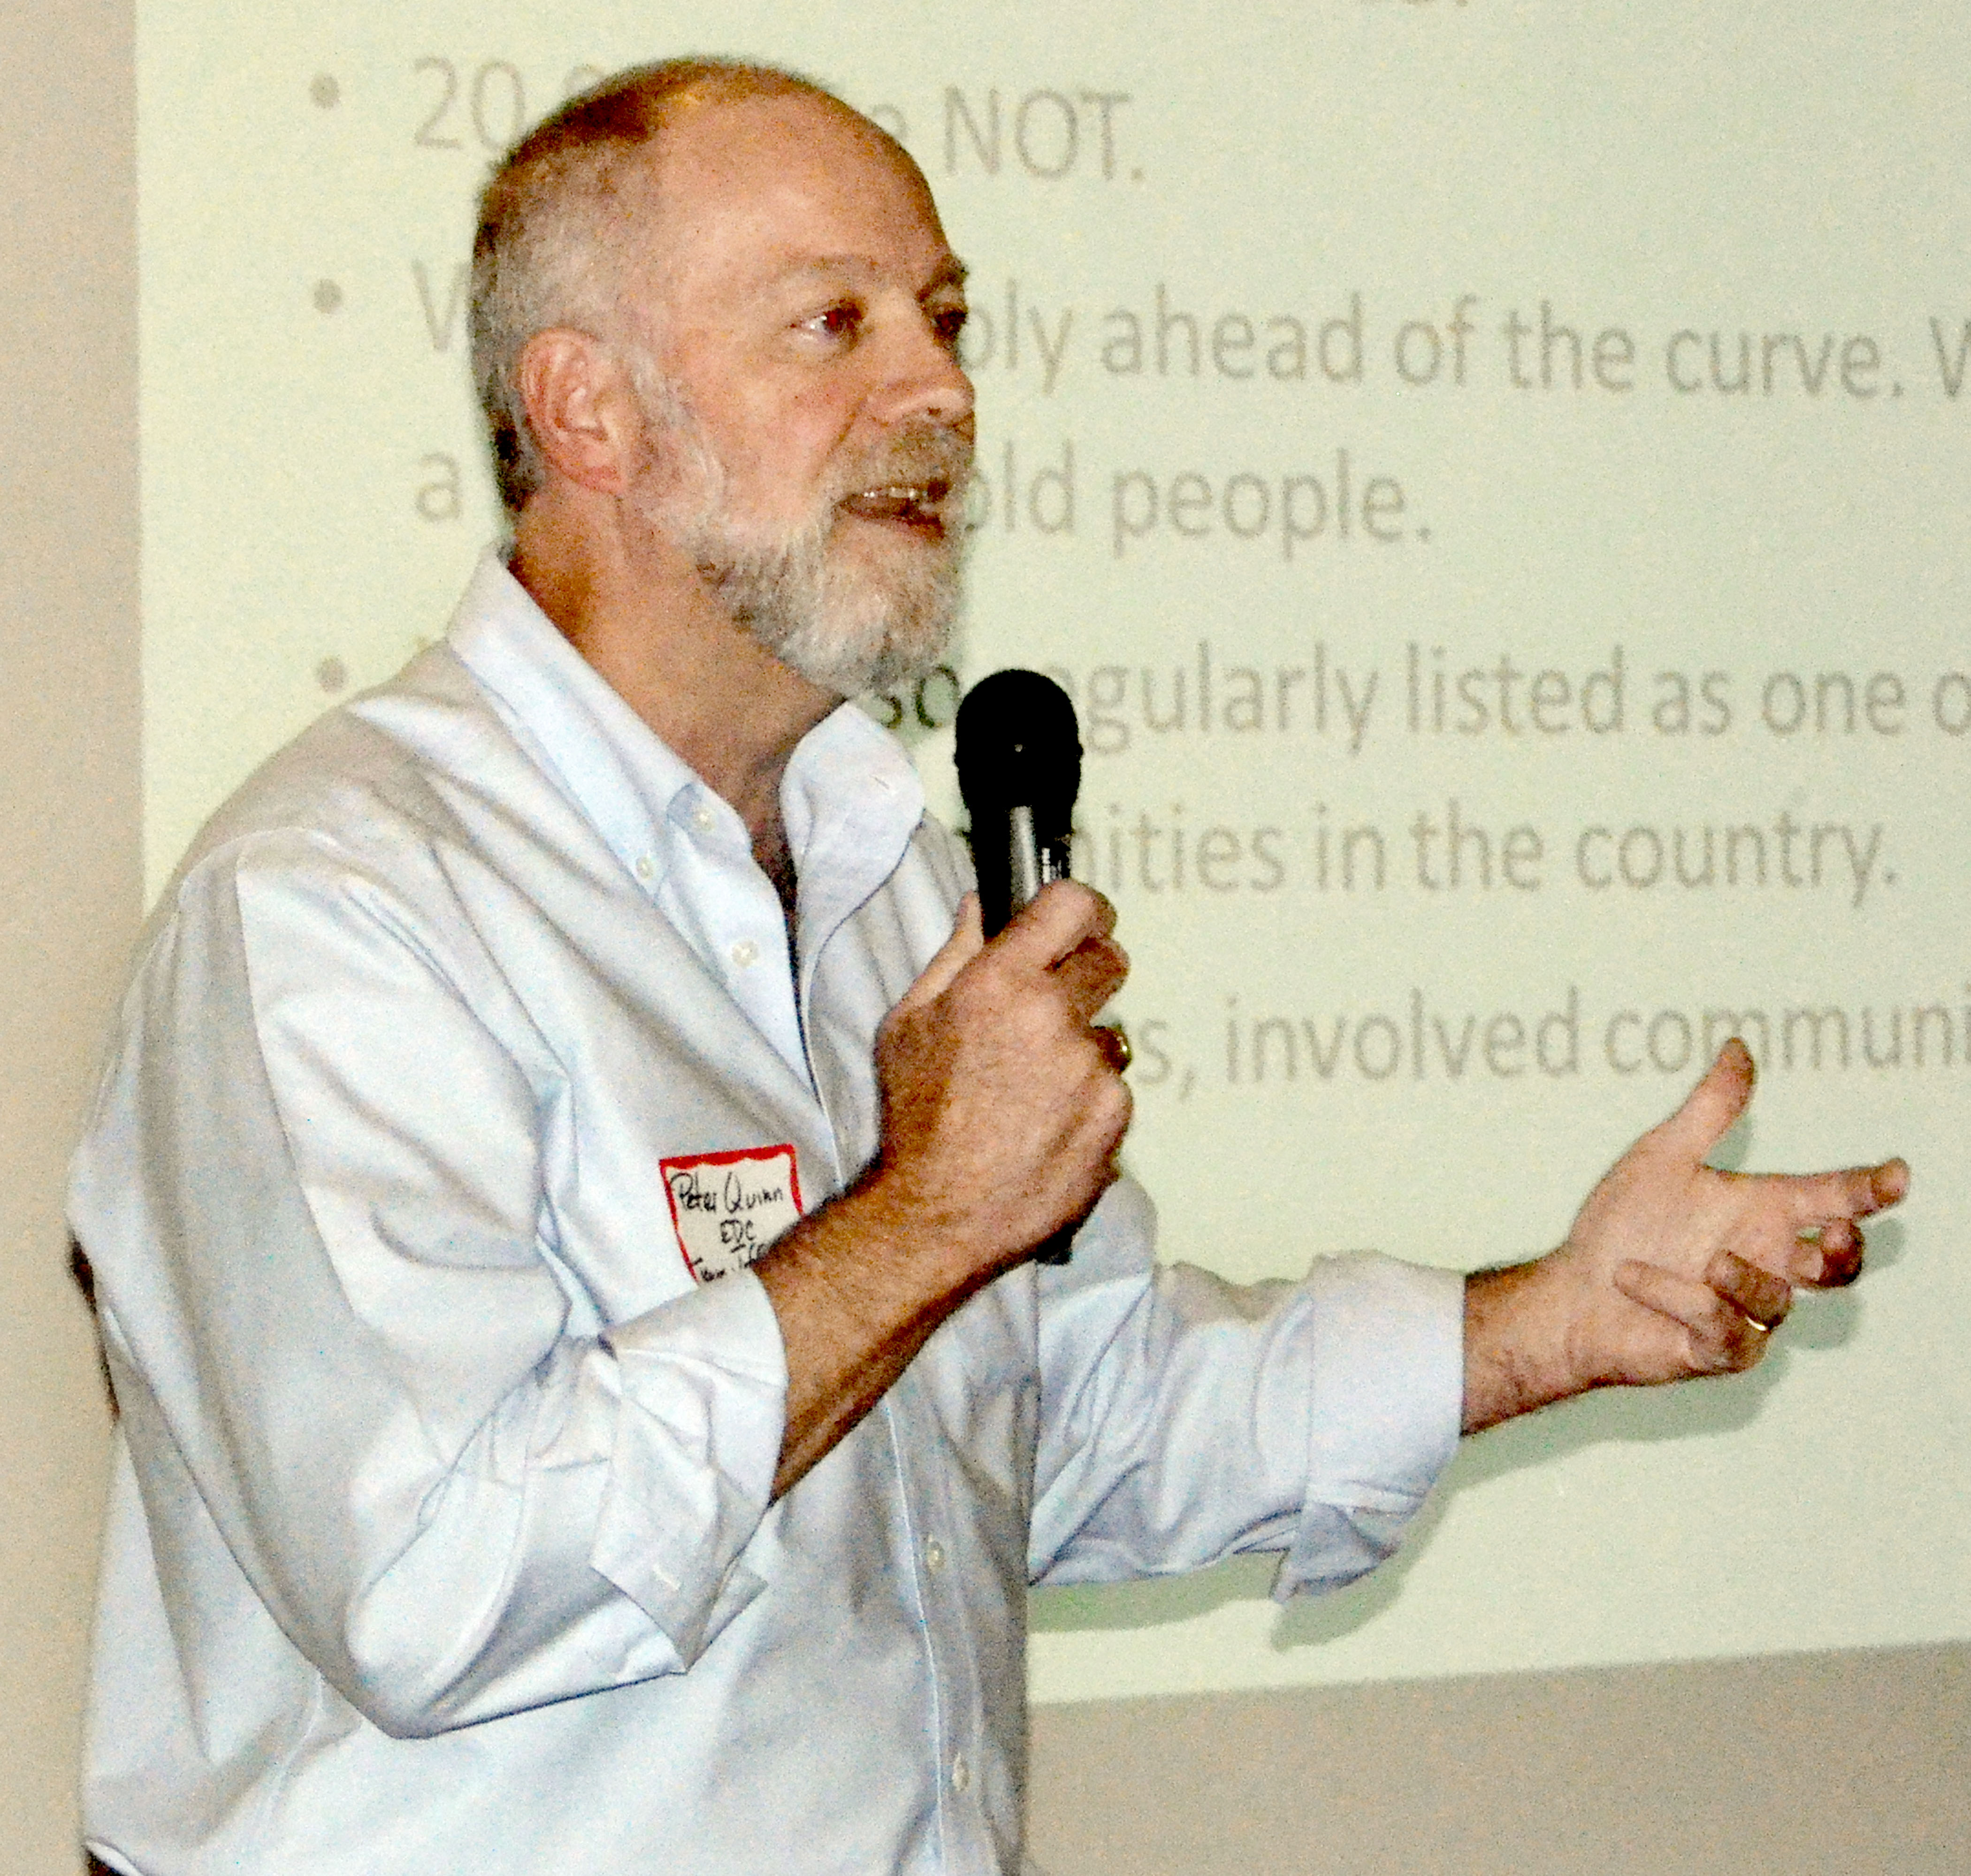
top-left (70, 555), bottom-right (1463, 1875)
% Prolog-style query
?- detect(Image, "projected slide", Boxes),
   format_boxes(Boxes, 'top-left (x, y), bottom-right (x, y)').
top-left (139, 1), bottom-right (1971, 1703)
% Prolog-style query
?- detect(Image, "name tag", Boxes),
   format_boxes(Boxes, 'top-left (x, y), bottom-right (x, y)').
top-left (660, 1144), bottom-right (805, 1283)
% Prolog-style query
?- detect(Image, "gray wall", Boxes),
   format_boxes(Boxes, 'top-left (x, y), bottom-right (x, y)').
top-left (1028, 1647), bottom-right (1971, 1874)
top-left (3, 4), bottom-right (1963, 1870)
top-left (0, 0), bottom-right (137, 1868)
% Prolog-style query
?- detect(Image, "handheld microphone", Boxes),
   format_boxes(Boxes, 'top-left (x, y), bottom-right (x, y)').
top-left (954, 668), bottom-right (1085, 1265)
top-left (954, 668), bottom-right (1082, 937)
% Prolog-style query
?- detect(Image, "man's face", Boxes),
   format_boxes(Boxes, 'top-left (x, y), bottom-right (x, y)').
top-left (624, 92), bottom-right (976, 697)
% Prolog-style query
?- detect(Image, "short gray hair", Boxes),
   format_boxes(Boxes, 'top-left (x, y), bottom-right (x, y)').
top-left (469, 57), bottom-right (835, 518)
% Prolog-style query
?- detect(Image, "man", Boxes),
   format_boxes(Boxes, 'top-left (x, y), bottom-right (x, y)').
top-left (69, 58), bottom-right (1905, 1876)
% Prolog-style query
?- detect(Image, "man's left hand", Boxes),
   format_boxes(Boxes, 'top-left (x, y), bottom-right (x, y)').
top-left (1462, 1038), bottom-right (1909, 1432)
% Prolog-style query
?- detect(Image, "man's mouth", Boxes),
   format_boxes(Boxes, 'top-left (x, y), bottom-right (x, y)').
top-left (839, 479), bottom-right (954, 536)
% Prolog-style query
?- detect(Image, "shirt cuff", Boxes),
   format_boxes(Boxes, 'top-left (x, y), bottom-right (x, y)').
top-left (1274, 1254), bottom-right (1464, 1601)
top-left (591, 1272), bottom-right (788, 1662)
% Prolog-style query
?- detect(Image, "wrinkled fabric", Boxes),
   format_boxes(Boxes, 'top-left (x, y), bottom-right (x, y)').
top-left (71, 555), bottom-right (1463, 1875)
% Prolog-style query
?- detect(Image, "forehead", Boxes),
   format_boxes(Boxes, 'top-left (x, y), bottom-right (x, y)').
top-left (638, 91), bottom-right (959, 302)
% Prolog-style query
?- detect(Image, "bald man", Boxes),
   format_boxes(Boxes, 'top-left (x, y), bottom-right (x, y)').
top-left (69, 58), bottom-right (1905, 1876)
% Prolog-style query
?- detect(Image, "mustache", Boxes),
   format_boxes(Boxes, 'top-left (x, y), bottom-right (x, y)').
top-left (830, 424), bottom-right (975, 517)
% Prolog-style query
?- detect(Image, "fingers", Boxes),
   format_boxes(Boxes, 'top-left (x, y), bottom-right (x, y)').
top-left (1764, 1156), bottom-right (1910, 1230)
top-left (1701, 1248), bottom-right (1792, 1334)
top-left (868, 885), bottom-right (1135, 1272)
top-left (1054, 938), bottom-right (1129, 1024)
top-left (1650, 1040), bottom-right (1905, 1290)
top-left (995, 882), bottom-right (1129, 1022)
top-left (1810, 1215), bottom-right (1866, 1288)
top-left (902, 883), bottom-right (1127, 1063)
top-left (1613, 1249), bottom-right (1789, 1375)
top-left (891, 894), bottom-right (983, 1015)
top-left (1657, 1038), bottom-right (1755, 1158)
top-left (994, 879), bottom-right (1115, 969)
top-left (1722, 1154), bottom-right (1902, 1285)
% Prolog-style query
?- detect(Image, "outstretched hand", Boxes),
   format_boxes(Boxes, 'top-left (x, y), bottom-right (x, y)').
top-left (1462, 1039), bottom-right (1908, 1433)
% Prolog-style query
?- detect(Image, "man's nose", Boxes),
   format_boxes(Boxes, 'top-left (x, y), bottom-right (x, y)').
top-left (873, 317), bottom-right (975, 430)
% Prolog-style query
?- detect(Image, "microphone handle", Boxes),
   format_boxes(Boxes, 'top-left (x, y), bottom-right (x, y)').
top-left (982, 806), bottom-right (1076, 1267)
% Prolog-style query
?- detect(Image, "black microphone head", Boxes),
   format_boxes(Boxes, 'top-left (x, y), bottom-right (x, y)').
top-left (954, 668), bottom-right (1083, 828)
top-left (955, 669), bottom-right (1083, 936)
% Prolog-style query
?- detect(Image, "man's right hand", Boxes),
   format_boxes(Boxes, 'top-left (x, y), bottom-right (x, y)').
top-left (868, 884), bottom-right (1132, 1276)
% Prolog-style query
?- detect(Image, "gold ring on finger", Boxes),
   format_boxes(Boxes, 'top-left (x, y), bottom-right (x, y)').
top-left (1095, 1022), bottom-right (1131, 1073)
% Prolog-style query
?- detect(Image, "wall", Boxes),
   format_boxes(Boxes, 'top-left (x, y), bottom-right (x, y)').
top-left (0, 0), bottom-right (138, 1868)
top-left (1030, 1646), bottom-right (1971, 1874)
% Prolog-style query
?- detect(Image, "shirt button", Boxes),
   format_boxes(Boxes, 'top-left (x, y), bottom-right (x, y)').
top-left (692, 805), bottom-right (715, 834)
top-left (730, 938), bottom-right (759, 969)
top-left (634, 855), bottom-right (654, 882)
top-left (950, 1753), bottom-right (970, 1794)
top-left (923, 1538), bottom-right (945, 1574)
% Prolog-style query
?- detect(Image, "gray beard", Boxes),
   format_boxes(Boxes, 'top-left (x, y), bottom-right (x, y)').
top-left (633, 382), bottom-right (970, 698)
top-left (694, 504), bottom-right (966, 699)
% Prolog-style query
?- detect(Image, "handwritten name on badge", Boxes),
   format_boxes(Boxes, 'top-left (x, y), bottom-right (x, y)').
top-left (660, 1144), bottom-right (805, 1283)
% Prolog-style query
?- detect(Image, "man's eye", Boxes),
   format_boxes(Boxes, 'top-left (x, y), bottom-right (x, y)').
top-left (808, 304), bottom-right (861, 339)
top-left (932, 306), bottom-right (970, 349)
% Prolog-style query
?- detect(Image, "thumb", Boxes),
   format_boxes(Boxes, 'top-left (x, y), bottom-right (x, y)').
top-left (1658, 1037), bottom-right (1755, 1158)
top-left (890, 893), bottom-right (983, 1015)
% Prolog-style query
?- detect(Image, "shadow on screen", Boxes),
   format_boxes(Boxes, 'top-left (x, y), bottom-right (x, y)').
top-left (1028, 1210), bottom-right (1902, 1648)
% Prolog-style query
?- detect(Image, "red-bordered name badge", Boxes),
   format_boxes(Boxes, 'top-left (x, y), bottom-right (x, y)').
top-left (660, 1144), bottom-right (805, 1284)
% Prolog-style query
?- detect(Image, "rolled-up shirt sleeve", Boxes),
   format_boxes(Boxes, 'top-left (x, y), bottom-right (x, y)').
top-left (70, 827), bottom-right (787, 1739)
top-left (1028, 1178), bottom-right (1464, 1598)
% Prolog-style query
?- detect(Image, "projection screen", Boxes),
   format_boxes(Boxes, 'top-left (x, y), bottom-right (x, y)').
top-left (138, 0), bottom-right (1971, 1707)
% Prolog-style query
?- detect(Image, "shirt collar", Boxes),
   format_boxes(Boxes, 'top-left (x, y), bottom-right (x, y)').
top-left (444, 551), bottom-right (925, 924)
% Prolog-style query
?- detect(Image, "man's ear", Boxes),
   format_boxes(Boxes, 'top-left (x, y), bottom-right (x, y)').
top-left (516, 329), bottom-right (638, 496)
